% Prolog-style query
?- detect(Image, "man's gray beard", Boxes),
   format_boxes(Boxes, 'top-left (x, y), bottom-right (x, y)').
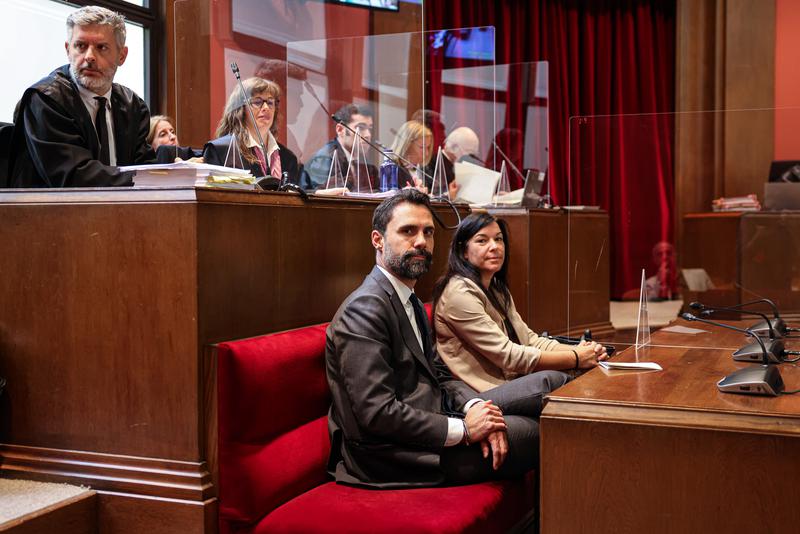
top-left (70, 64), bottom-right (115, 94)
top-left (383, 247), bottom-right (433, 280)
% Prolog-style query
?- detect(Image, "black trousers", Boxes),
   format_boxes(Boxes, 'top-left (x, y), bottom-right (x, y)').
top-left (440, 370), bottom-right (571, 484)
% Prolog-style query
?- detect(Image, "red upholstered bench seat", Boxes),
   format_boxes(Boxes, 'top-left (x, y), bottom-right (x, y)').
top-left (254, 477), bottom-right (535, 534)
top-left (214, 321), bottom-right (536, 534)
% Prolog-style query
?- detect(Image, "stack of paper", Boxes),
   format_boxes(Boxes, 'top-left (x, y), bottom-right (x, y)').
top-left (454, 161), bottom-right (500, 205)
top-left (491, 188), bottom-right (525, 206)
top-left (712, 194), bottom-right (761, 212)
top-left (121, 162), bottom-right (255, 189)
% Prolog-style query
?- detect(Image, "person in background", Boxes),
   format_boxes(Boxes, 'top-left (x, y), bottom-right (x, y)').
top-left (203, 77), bottom-right (300, 185)
top-left (254, 58), bottom-right (309, 161)
top-left (8, 5), bottom-right (154, 187)
top-left (303, 103), bottom-right (376, 191)
top-left (391, 120), bottom-right (433, 193)
top-left (433, 213), bottom-right (607, 396)
top-left (423, 126), bottom-right (481, 199)
top-left (148, 115), bottom-right (178, 151)
top-left (411, 109), bottom-right (447, 156)
top-left (148, 115), bottom-right (203, 163)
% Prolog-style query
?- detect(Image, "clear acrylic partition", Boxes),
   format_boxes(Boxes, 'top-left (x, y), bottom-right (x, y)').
top-left (421, 60), bottom-right (550, 204)
top-left (172, 0), bottom-right (436, 161)
top-left (285, 27), bottom-right (497, 193)
top-left (567, 107), bottom-right (800, 354)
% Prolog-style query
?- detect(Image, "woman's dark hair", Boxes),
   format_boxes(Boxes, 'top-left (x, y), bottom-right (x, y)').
top-left (432, 213), bottom-right (513, 325)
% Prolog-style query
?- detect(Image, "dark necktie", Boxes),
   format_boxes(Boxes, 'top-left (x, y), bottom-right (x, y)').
top-left (94, 96), bottom-right (110, 165)
top-left (409, 293), bottom-right (432, 358)
top-left (410, 293), bottom-right (457, 415)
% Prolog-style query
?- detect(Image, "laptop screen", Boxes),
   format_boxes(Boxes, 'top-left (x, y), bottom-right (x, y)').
top-left (768, 160), bottom-right (800, 182)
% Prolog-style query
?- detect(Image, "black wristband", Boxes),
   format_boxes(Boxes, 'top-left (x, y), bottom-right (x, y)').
top-left (572, 349), bottom-right (579, 370)
top-left (462, 418), bottom-right (471, 446)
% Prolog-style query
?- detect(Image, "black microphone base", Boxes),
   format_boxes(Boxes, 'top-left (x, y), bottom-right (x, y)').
top-left (717, 365), bottom-right (784, 396)
top-left (255, 176), bottom-right (280, 191)
top-left (748, 318), bottom-right (787, 337)
top-left (732, 339), bottom-right (785, 363)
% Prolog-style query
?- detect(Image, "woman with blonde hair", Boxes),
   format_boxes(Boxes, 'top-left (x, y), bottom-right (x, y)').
top-left (390, 120), bottom-right (433, 191)
top-left (148, 115), bottom-right (203, 162)
top-left (147, 115), bottom-right (178, 150)
top-left (203, 77), bottom-right (300, 184)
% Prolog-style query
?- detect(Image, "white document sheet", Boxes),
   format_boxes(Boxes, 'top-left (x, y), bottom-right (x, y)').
top-left (660, 325), bottom-right (710, 335)
top-left (454, 161), bottom-right (500, 205)
top-left (599, 361), bottom-right (663, 371)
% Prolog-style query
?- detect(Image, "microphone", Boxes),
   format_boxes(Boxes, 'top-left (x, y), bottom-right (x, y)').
top-left (303, 81), bottom-right (434, 185)
top-left (277, 171), bottom-right (308, 200)
top-left (681, 312), bottom-right (784, 396)
top-left (736, 299), bottom-right (786, 337)
top-left (230, 62), bottom-right (278, 191)
top-left (698, 298), bottom-right (786, 336)
top-left (689, 302), bottom-right (785, 363)
top-left (491, 140), bottom-right (526, 185)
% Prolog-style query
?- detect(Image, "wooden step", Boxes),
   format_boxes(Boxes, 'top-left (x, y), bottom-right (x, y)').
top-left (0, 478), bottom-right (96, 534)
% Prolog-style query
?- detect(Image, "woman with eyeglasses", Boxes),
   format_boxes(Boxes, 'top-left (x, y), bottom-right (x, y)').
top-left (203, 77), bottom-right (300, 184)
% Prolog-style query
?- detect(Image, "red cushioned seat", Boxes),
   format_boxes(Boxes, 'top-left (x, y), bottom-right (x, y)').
top-left (215, 321), bottom-right (536, 534)
top-left (254, 477), bottom-right (535, 534)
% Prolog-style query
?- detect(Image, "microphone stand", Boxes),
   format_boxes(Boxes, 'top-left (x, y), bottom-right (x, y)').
top-left (734, 298), bottom-right (786, 336)
top-left (682, 313), bottom-right (784, 396)
top-left (303, 81), bottom-right (435, 186)
top-left (689, 302), bottom-right (784, 363)
top-left (491, 140), bottom-right (527, 187)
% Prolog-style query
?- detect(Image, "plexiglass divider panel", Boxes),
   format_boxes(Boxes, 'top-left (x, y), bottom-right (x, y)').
top-left (286, 27), bottom-right (497, 194)
top-left (567, 107), bottom-right (800, 351)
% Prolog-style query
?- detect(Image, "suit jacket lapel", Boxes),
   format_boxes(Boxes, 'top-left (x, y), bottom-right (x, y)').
top-left (369, 267), bottom-right (437, 379)
top-left (61, 77), bottom-right (100, 159)
top-left (110, 88), bottom-right (128, 164)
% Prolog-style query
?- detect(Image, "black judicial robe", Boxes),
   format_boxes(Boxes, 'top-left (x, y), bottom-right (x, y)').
top-left (8, 65), bottom-right (155, 188)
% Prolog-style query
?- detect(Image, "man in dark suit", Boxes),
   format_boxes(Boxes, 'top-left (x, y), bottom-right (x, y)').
top-left (8, 6), bottom-right (154, 188)
top-left (326, 189), bottom-right (557, 488)
top-left (303, 104), bottom-right (378, 191)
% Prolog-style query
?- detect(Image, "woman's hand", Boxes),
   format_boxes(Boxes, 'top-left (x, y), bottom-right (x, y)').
top-left (575, 340), bottom-right (608, 369)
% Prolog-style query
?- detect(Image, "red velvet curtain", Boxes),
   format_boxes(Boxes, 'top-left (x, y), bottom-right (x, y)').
top-left (425, 0), bottom-right (676, 299)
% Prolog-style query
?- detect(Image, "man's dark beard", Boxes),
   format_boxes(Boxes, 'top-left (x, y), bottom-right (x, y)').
top-left (385, 247), bottom-right (433, 280)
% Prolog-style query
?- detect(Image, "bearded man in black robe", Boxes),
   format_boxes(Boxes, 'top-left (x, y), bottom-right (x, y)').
top-left (8, 5), bottom-right (154, 188)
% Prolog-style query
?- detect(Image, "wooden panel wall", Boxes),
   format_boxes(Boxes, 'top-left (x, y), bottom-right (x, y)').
top-left (675, 0), bottom-right (775, 262)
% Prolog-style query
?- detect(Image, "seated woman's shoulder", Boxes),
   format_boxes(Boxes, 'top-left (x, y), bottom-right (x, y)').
top-left (441, 275), bottom-right (483, 302)
top-left (450, 275), bottom-right (480, 291)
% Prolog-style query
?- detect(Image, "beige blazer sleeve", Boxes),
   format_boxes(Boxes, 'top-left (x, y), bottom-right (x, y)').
top-left (437, 277), bottom-right (543, 375)
top-left (510, 306), bottom-right (561, 352)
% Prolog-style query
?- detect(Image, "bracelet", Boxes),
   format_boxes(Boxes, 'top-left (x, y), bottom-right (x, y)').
top-left (572, 349), bottom-right (579, 370)
top-left (462, 419), bottom-right (471, 446)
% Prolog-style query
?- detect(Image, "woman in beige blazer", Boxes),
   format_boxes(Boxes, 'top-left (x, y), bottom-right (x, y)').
top-left (433, 213), bottom-right (607, 393)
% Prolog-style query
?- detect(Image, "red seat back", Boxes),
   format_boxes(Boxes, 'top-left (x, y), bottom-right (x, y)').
top-left (216, 324), bottom-right (332, 528)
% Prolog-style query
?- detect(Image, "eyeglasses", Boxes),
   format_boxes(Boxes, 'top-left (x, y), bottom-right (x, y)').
top-left (250, 97), bottom-right (279, 109)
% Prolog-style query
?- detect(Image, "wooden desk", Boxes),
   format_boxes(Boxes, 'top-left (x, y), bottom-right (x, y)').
top-left (683, 212), bottom-right (800, 316)
top-left (540, 321), bottom-right (800, 533)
